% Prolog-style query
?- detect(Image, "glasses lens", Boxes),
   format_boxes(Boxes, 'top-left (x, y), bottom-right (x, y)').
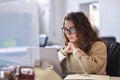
top-left (69, 27), bottom-right (76, 33)
top-left (61, 27), bottom-right (76, 34)
top-left (61, 27), bottom-right (67, 33)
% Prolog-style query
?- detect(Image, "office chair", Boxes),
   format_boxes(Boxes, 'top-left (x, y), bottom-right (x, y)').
top-left (101, 36), bottom-right (116, 42)
top-left (106, 41), bottom-right (120, 77)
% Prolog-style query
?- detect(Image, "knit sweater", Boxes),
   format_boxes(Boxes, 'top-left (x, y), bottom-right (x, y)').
top-left (58, 41), bottom-right (107, 75)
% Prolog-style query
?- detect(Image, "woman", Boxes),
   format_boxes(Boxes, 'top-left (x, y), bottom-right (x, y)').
top-left (58, 11), bottom-right (107, 75)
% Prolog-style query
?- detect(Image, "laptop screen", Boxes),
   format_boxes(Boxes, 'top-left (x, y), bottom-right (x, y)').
top-left (27, 47), bottom-right (68, 77)
top-left (39, 47), bottom-right (62, 75)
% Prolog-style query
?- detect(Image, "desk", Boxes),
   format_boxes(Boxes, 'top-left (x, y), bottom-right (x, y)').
top-left (110, 77), bottom-right (120, 80)
top-left (64, 74), bottom-right (120, 80)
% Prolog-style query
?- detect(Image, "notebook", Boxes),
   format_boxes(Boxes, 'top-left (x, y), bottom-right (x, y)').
top-left (64, 74), bottom-right (110, 80)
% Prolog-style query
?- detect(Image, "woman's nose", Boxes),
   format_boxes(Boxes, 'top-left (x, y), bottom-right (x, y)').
top-left (66, 31), bottom-right (72, 35)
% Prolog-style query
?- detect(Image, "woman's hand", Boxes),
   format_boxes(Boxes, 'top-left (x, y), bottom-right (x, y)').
top-left (69, 42), bottom-right (79, 51)
top-left (63, 42), bottom-right (79, 54)
top-left (63, 42), bottom-right (72, 53)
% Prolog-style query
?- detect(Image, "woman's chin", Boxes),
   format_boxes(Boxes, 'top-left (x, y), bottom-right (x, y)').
top-left (69, 40), bottom-right (76, 43)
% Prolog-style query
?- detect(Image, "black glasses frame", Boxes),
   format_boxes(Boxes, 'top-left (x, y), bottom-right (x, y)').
top-left (61, 27), bottom-right (76, 34)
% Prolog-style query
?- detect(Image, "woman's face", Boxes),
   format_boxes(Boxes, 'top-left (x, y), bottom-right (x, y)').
top-left (64, 20), bottom-right (77, 43)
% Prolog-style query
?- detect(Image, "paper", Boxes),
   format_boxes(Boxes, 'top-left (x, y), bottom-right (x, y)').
top-left (64, 74), bottom-right (110, 80)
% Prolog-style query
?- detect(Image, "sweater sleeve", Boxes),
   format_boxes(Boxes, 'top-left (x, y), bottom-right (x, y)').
top-left (58, 49), bottom-right (66, 62)
top-left (72, 41), bottom-right (107, 74)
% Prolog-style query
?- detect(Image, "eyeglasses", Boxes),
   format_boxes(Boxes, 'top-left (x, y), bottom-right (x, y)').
top-left (61, 27), bottom-right (76, 34)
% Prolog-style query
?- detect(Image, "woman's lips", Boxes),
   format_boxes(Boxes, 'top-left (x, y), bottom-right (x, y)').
top-left (68, 37), bottom-right (73, 40)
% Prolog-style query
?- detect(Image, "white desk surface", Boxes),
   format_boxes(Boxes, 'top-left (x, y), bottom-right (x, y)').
top-left (64, 74), bottom-right (120, 80)
top-left (110, 77), bottom-right (120, 80)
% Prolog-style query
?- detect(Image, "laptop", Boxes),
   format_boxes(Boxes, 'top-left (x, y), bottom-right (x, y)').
top-left (39, 47), bottom-right (62, 76)
top-left (28, 47), bottom-right (67, 77)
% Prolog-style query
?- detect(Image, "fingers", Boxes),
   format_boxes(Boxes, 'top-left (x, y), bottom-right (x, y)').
top-left (64, 42), bottom-right (72, 53)
top-left (64, 42), bottom-right (79, 53)
top-left (69, 42), bottom-right (79, 50)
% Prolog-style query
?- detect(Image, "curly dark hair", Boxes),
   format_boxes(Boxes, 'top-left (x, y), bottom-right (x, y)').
top-left (62, 12), bottom-right (103, 54)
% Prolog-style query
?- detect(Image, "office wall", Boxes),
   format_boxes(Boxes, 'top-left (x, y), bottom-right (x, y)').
top-left (66, 0), bottom-right (98, 12)
top-left (48, 0), bottom-right (66, 45)
top-left (99, 0), bottom-right (120, 42)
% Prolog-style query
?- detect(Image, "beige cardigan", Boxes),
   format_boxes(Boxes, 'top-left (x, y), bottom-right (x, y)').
top-left (58, 41), bottom-right (107, 75)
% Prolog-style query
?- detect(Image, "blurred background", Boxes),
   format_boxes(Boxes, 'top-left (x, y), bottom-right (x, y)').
top-left (0, 0), bottom-right (120, 74)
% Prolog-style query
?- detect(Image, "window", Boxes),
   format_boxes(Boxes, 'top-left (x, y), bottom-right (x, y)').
top-left (0, 0), bottom-right (39, 69)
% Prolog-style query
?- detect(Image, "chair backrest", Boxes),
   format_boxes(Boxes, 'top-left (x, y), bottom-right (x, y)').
top-left (101, 36), bottom-right (116, 42)
top-left (106, 41), bottom-right (120, 77)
